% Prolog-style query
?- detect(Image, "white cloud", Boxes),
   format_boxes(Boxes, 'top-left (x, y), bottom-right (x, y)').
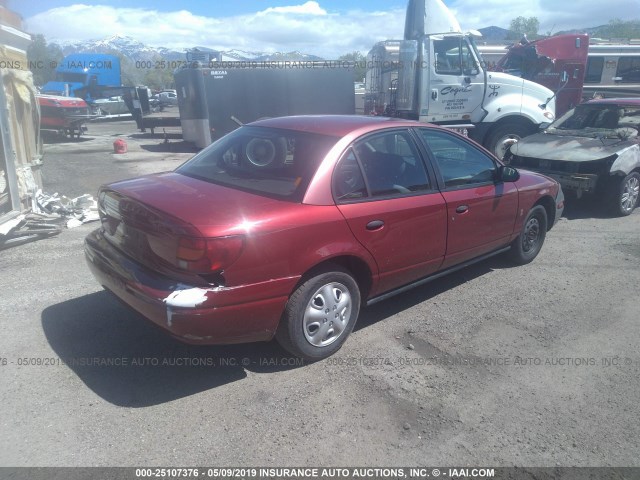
top-left (25, 3), bottom-right (405, 58)
top-left (259, 1), bottom-right (327, 16)
top-left (24, 1), bottom-right (640, 58)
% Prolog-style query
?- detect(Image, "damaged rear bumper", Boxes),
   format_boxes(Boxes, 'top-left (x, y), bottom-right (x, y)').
top-left (84, 228), bottom-right (297, 345)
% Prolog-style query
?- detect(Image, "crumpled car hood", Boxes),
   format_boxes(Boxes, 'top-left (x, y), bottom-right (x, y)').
top-left (511, 132), bottom-right (637, 162)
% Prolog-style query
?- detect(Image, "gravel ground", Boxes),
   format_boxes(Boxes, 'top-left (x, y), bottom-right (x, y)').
top-left (1, 120), bottom-right (639, 468)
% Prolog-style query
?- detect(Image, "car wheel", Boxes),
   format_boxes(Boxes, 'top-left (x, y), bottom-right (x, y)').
top-left (508, 205), bottom-right (547, 265)
top-left (610, 172), bottom-right (640, 216)
top-left (485, 122), bottom-right (535, 160)
top-left (276, 266), bottom-right (360, 361)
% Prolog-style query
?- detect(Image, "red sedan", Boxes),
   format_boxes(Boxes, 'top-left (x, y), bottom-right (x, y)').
top-left (85, 115), bottom-right (564, 361)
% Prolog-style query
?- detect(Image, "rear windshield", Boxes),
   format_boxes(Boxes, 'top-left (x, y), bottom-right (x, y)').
top-left (177, 126), bottom-right (339, 201)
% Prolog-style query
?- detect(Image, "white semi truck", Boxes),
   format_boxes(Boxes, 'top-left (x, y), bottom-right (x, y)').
top-left (365, 0), bottom-right (557, 158)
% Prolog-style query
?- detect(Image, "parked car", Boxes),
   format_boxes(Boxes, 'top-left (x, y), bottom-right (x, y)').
top-left (85, 115), bottom-right (564, 361)
top-left (505, 98), bottom-right (640, 216)
top-left (155, 91), bottom-right (178, 107)
top-left (92, 96), bottom-right (130, 116)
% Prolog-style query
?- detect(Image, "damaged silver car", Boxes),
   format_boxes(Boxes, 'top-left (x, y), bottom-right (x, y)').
top-left (505, 98), bottom-right (640, 216)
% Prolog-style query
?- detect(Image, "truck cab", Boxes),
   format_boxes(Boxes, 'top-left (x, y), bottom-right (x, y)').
top-left (365, 0), bottom-right (556, 158)
top-left (492, 34), bottom-right (589, 117)
top-left (41, 54), bottom-right (122, 101)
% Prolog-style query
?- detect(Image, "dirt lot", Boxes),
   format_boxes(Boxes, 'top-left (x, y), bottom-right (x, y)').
top-left (1, 119), bottom-right (639, 467)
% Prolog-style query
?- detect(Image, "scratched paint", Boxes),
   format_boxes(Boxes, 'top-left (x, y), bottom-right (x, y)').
top-left (163, 286), bottom-right (210, 326)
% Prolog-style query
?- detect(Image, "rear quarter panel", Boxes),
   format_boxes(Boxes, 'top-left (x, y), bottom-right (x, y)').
top-left (221, 203), bottom-right (379, 293)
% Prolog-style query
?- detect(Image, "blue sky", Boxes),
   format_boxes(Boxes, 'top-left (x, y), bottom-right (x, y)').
top-left (13, 0), bottom-right (640, 58)
top-left (13, 0), bottom-right (407, 19)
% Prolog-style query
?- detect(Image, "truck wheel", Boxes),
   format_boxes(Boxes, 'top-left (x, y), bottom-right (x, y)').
top-left (508, 205), bottom-right (547, 265)
top-left (485, 122), bottom-right (535, 159)
top-left (609, 172), bottom-right (640, 216)
top-left (275, 265), bottom-right (360, 362)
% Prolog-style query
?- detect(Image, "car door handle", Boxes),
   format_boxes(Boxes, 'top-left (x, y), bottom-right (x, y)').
top-left (366, 220), bottom-right (384, 230)
top-left (455, 205), bottom-right (469, 214)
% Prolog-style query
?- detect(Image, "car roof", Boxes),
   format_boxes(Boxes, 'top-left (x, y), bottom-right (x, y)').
top-left (248, 115), bottom-right (424, 137)
top-left (585, 98), bottom-right (640, 106)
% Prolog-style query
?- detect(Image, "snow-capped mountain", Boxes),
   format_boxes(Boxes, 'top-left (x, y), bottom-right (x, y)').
top-left (53, 34), bottom-right (166, 61)
top-left (52, 35), bottom-right (324, 62)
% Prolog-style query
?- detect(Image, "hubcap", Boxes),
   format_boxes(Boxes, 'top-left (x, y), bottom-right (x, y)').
top-left (621, 176), bottom-right (640, 213)
top-left (522, 216), bottom-right (540, 253)
top-left (303, 282), bottom-right (352, 347)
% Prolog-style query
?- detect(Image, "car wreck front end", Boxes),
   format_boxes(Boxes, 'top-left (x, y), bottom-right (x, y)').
top-left (504, 99), bottom-right (640, 215)
top-left (506, 133), bottom-right (639, 198)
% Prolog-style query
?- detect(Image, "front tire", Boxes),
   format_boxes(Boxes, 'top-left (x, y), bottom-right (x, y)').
top-left (485, 122), bottom-right (536, 160)
top-left (276, 266), bottom-right (360, 361)
top-left (508, 205), bottom-right (547, 265)
top-left (609, 172), bottom-right (640, 216)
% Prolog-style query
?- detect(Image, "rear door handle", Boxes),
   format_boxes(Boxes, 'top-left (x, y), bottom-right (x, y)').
top-left (366, 220), bottom-right (384, 230)
top-left (455, 205), bottom-right (469, 214)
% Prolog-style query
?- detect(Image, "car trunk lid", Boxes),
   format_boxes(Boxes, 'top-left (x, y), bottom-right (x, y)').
top-left (98, 172), bottom-right (290, 278)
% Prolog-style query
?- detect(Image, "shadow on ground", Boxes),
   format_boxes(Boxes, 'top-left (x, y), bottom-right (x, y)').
top-left (41, 253), bottom-right (522, 407)
top-left (42, 131), bottom-right (94, 144)
top-left (561, 194), bottom-right (619, 220)
top-left (139, 141), bottom-right (199, 154)
top-left (130, 131), bottom-right (183, 141)
top-left (355, 256), bottom-right (508, 332)
top-left (41, 291), bottom-right (300, 408)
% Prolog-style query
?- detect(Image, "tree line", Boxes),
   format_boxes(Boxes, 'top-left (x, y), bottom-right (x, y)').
top-left (509, 16), bottom-right (640, 40)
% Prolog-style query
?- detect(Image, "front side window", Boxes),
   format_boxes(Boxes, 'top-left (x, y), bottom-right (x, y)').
top-left (177, 126), bottom-right (338, 201)
top-left (434, 37), bottom-right (462, 75)
top-left (417, 129), bottom-right (496, 188)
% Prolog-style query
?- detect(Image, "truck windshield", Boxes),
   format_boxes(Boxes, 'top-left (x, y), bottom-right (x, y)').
top-left (177, 126), bottom-right (339, 201)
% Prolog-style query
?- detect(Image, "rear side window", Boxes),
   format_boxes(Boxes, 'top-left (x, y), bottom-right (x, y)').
top-left (334, 149), bottom-right (368, 201)
top-left (333, 130), bottom-right (431, 201)
top-left (417, 129), bottom-right (496, 188)
top-left (177, 126), bottom-right (338, 201)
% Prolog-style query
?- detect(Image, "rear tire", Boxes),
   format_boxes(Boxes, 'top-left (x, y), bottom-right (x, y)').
top-left (608, 172), bottom-right (640, 217)
top-left (508, 205), bottom-right (547, 265)
top-left (276, 266), bottom-right (360, 362)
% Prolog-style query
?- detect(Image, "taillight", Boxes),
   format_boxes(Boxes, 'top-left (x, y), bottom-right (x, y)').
top-left (176, 235), bottom-right (244, 273)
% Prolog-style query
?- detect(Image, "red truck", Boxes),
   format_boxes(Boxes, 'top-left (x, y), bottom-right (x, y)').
top-left (492, 34), bottom-right (589, 116)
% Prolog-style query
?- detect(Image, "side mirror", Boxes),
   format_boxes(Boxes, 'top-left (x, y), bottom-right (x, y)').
top-left (498, 165), bottom-right (520, 182)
